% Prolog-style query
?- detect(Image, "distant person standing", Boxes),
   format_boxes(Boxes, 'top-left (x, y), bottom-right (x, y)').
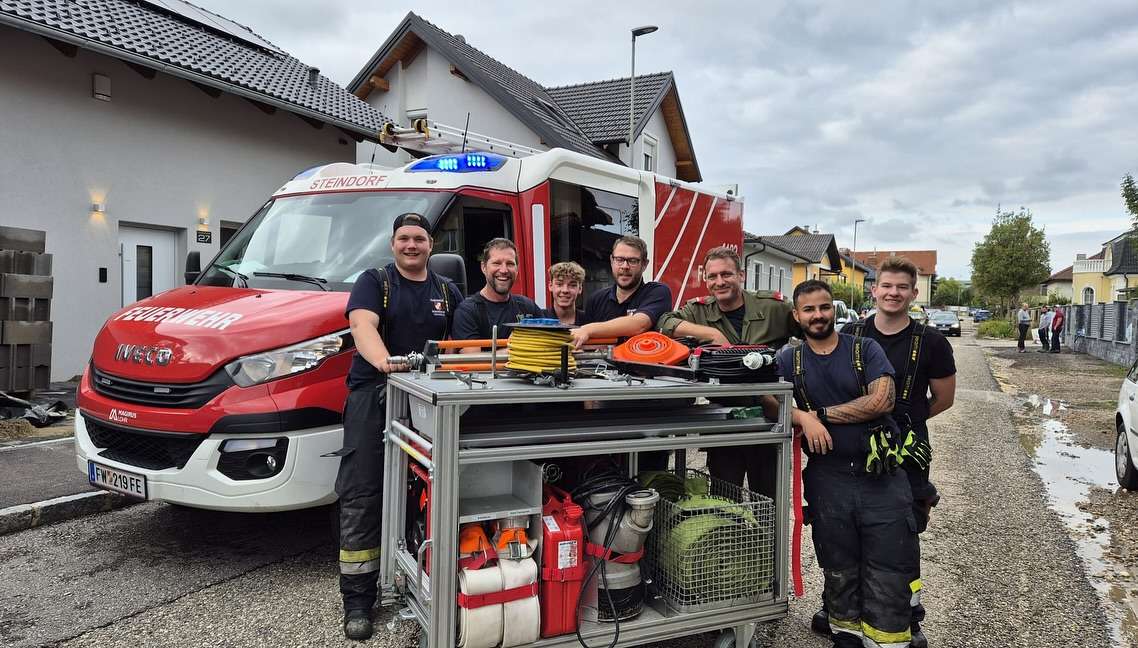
top-left (1037, 306), bottom-right (1053, 351)
top-left (1016, 303), bottom-right (1031, 353)
top-left (1050, 307), bottom-right (1065, 353)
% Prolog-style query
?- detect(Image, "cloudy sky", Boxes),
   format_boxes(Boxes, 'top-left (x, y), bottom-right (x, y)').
top-left (202, 0), bottom-right (1138, 279)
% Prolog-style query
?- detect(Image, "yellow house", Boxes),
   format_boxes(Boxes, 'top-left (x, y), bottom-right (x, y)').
top-left (1073, 230), bottom-right (1138, 303)
top-left (829, 250), bottom-right (873, 293)
top-left (753, 226), bottom-right (842, 286)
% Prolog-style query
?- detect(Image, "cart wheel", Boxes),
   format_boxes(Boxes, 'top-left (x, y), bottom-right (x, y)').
top-left (712, 629), bottom-right (760, 648)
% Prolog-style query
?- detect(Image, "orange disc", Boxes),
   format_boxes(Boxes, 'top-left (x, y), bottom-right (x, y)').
top-left (612, 332), bottom-right (691, 366)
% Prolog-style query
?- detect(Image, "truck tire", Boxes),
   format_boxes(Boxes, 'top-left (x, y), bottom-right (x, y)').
top-left (1117, 420), bottom-right (1138, 490)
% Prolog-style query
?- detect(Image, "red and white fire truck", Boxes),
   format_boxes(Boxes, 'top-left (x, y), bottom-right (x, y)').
top-left (76, 137), bottom-right (743, 511)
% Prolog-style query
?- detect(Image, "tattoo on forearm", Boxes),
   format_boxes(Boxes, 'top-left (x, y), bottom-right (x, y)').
top-left (826, 376), bottom-right (895, 424)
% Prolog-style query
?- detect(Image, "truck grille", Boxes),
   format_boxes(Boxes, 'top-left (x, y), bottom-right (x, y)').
top-left (90, 365), bottom-right (232, 409)
top-left (85, 416), bottom-right (206, 470)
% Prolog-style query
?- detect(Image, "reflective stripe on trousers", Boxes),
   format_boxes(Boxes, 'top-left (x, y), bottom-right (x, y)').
top-left (340, 547), bottom-right (381, 575)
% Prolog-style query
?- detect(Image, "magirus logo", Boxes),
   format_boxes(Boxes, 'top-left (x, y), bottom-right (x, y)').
top-left (108, 408), bottom-right (137, 424)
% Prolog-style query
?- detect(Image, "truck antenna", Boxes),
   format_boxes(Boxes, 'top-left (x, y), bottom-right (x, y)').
top-left (461, 112), bottom-right (471, 153)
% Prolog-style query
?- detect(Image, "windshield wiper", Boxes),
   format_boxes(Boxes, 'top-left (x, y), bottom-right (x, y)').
top-left (215, 265), bottom-right (249, 288)
top-left (253, 272), bottom-right (329, 291)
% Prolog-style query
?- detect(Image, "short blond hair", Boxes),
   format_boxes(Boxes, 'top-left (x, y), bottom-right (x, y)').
top-left (549, 261), bottom-right (585, 284)
top-left (877, 257), bottom-right (919, 284)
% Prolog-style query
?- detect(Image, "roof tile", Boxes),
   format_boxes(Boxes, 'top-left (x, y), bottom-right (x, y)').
top-left (545, 73), bottom-right (672, 143)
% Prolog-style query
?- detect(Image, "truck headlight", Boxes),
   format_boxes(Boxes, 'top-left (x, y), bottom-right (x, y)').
top-left (225, 330), bottom-right (351, 387)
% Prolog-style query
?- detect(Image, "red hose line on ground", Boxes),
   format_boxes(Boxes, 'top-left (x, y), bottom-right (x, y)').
top-left (791, 429), bottom-right (805, 598)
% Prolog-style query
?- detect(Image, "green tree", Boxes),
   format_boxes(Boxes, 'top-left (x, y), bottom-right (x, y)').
top-left (932, 278), bottom-right (964, 307)
top-left (830, 281), bottom-right (866, 310)
top-left (970, 207), bottom-right (1051, 315)
top-left (1123, 173), bottom-right (1138, 226)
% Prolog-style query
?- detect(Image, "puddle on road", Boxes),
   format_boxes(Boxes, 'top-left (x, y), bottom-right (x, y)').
top-left (1021, 395), bottom-right (1138, 647)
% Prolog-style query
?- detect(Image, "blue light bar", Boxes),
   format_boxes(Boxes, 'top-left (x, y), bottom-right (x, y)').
top-left (407, 152), bottom-right (508, 173)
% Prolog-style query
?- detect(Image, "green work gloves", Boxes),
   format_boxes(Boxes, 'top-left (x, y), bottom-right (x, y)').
top-left (898, 429), bottom-right (933, 472)
top-left (864, 426), bottom-right (902, 476)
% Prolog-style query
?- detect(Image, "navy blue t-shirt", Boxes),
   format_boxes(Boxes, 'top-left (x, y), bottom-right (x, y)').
top-left (542, 307), bottom-right (586, 325)
top-left (452, 293), bottom-right (544, 340)
top-left (345, 264), bottom-right (463, 389)
top-left (777, 334), bottom-right (897, 462)
top-left (580, 281), bottom-right (672, 329)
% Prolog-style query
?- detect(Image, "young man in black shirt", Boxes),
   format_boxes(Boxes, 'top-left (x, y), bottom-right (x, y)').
top-left (811, 256), bottom-right (956, 648)
top-left (338, 213), bottom-right (462, 640)
top-left (452, 238), bottom-right (542, 347)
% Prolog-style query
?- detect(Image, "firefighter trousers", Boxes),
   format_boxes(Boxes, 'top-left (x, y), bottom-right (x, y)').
top-left (336, 383), bottom-right (387, 612)
top-left (707, 444), bottom-right (778, 501)
top-left (805, 461), bottom-right (920, 648)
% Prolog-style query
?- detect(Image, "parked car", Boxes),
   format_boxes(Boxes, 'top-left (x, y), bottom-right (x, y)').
top-left (929, 310), bottom-right (961, 336)
top-left (973, 309), bottom-right (992, 322)
top-left (1115, 361), bottom-right (1138, 490)
top-left (834, 299), bottom-right (858, 327)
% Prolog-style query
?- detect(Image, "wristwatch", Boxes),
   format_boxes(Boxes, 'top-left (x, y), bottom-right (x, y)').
top-left (815, 407), bottom-right (829, 423)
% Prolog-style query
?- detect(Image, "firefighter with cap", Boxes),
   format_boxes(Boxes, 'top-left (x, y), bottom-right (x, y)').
top-left (657, 245), bottom-right (798, 499)
top-left (778, 279), bottom-right (920, 648)
top-left (336, 212), bottom-right (462, 640)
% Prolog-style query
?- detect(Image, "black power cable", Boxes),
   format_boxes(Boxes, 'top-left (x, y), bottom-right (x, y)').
top-left (569, 460), bottom-right (648, 648)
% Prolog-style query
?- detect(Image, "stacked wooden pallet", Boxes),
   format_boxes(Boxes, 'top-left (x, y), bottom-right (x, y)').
top-left (0, 226), bottom-right (52, 395)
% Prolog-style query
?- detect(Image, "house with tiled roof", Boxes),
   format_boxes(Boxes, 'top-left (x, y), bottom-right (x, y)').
top-left (1, 0), bottom-right (390, 379)
top-left (1039, 265), bottom-right (1073, 301)
top-left (1073, 230), bottom-right (1138, 304)
top-left (349, 12), bottom-right (702, 181)
top-left (742, 231), bottom-right (812, 295)
top-left (745, 226), bottom-right (842, 293)
top-left (852, 249), bottom-right (938, 307)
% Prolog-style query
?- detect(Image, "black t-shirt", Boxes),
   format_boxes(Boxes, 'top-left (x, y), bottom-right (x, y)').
top-left (452, 293), bottom-right (544, 340)
top-left (581, 281), bottom-right (672, 329)
top-left (841, 316), bottom-right (956, 436)
top-left (724, 306), bottom-right (746, 338)
top-left (777, 335), bottom-right (897, 462)
top-left (541, 307), bottom-right (586, 325)
top-left (344, 264), bottom-right (462, 389)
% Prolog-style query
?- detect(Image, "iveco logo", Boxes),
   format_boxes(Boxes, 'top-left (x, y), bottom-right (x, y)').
top-left (115, 344), bottom-right (173, 366)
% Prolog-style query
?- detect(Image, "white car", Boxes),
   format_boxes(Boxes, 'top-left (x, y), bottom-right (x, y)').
top-left (1116, 360), bottom-right (1138, 490)
top-left (833, 299), bottom-right (858, 328)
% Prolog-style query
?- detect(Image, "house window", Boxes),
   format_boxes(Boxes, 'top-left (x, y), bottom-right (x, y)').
top-left (755, 262), bottom-right (764, 291)
top-left (642, 134), bottom-right (657, 172)
top-left (1083, 286), bottom-right (1095, 305)
top-left (779, 268), bottom-right (785, 293)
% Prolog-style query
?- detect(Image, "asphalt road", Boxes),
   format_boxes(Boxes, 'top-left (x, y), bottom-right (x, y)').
top-left (0, 327), bottom-right (1117, 648)
top-left (0, 439), bottom-right (96, 509)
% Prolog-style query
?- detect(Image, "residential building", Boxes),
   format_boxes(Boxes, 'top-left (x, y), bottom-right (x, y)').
top-left (750, 227), bottom-right (842, 288)
top-left (1, 0), bottom-right (388, 379)
top-left (853, 250), bottom-right (938, 307)
top-left (1074, 230), bottom-right (1138, 304)
top-left (348, 12), bottom-right (701, 182)
top-left (742, 232), bottom-right (812, 295)
top-left (1040, 266), bottom-right (1073, 301)
top-left (834, 249), bottom-right (876, 297)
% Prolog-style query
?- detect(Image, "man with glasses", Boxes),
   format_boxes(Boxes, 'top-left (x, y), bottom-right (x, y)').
top-left (570, 235), bottom-right (673, 471)
top-left (657, 246), bottom-right (798, 498)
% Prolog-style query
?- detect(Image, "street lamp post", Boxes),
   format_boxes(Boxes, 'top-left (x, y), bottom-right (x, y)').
top-left (852, 218), bottom-right (866, 255)
top-left (629, 25), bottom-right (658, 166)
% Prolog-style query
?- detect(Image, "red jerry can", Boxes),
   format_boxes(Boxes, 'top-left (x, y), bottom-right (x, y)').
top-left (539, 484), bottom-right (587, 637)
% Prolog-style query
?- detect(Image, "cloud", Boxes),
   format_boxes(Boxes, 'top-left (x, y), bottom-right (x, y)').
top-left (194, 0), bottom-right (1138, 280)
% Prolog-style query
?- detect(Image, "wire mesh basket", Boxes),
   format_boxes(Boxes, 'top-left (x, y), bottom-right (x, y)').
top-left (643, 470), bottom-right (775, 613)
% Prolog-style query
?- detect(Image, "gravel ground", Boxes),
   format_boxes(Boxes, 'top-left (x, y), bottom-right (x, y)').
top-left (980, 335), bottom-right (1138, 646)
top-left (4, 334), bottom-right (1116, 648)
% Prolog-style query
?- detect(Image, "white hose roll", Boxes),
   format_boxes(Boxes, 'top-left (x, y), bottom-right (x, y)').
top-left (499, 558), bottom-right (540, 648)
top-left (457, 566), bottom-right (504, 648)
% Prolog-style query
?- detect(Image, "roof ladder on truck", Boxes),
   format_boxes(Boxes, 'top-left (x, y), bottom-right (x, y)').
top-left (380, 119), bottom-right (543, 158)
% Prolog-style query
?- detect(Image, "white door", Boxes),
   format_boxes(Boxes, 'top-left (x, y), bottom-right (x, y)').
top-left (119, 226), bottom-right (177, 306)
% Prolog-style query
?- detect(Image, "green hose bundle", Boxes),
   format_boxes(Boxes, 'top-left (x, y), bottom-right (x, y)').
top-left (637, 471), bottom-right (708, 502)
top-left (659, 496), bottom-right (764, 599)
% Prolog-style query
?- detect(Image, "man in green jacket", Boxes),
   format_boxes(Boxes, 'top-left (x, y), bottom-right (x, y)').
top-left (657, 246), bottom-right (798, 498)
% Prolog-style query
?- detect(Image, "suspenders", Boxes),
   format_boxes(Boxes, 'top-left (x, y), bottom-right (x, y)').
top-left (850, 317), bottom-right (926, 405)
top-left (375, 266), bottom-right (454, 341)
top-left (791, 336), bottom-right (868, 412)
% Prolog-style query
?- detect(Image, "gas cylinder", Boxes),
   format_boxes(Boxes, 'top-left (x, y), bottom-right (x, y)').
top-left (540, 485), bottom-right (586, 637)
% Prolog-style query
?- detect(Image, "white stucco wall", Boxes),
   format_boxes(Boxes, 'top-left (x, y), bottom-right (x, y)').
top-left (0, 27), bottom-right (353, 380)
top-left (743, 245), bottom-right (796, 295)
top-left (359, 47), bottom-right (547, 167)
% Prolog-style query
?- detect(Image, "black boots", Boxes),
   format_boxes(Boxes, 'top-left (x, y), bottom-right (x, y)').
top-left (811, 607), bottom-right (831, 634)
top-left (344, 609), bottom-right (374, 641)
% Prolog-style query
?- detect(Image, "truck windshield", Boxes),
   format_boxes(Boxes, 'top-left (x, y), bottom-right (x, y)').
top-left (198, 191), bottom-right (452, 292)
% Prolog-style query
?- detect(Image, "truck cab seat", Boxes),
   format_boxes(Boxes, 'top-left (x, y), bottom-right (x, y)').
top-left (429, 253), bottom-right (467, 297)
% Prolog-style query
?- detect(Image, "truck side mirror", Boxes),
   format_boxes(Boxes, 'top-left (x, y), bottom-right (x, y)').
top-left (184, 251), bottom-right (201, 285)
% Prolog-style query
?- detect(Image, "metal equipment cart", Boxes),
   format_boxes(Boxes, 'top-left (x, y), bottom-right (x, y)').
top-left (380, 373), bottom-right (793, 648)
